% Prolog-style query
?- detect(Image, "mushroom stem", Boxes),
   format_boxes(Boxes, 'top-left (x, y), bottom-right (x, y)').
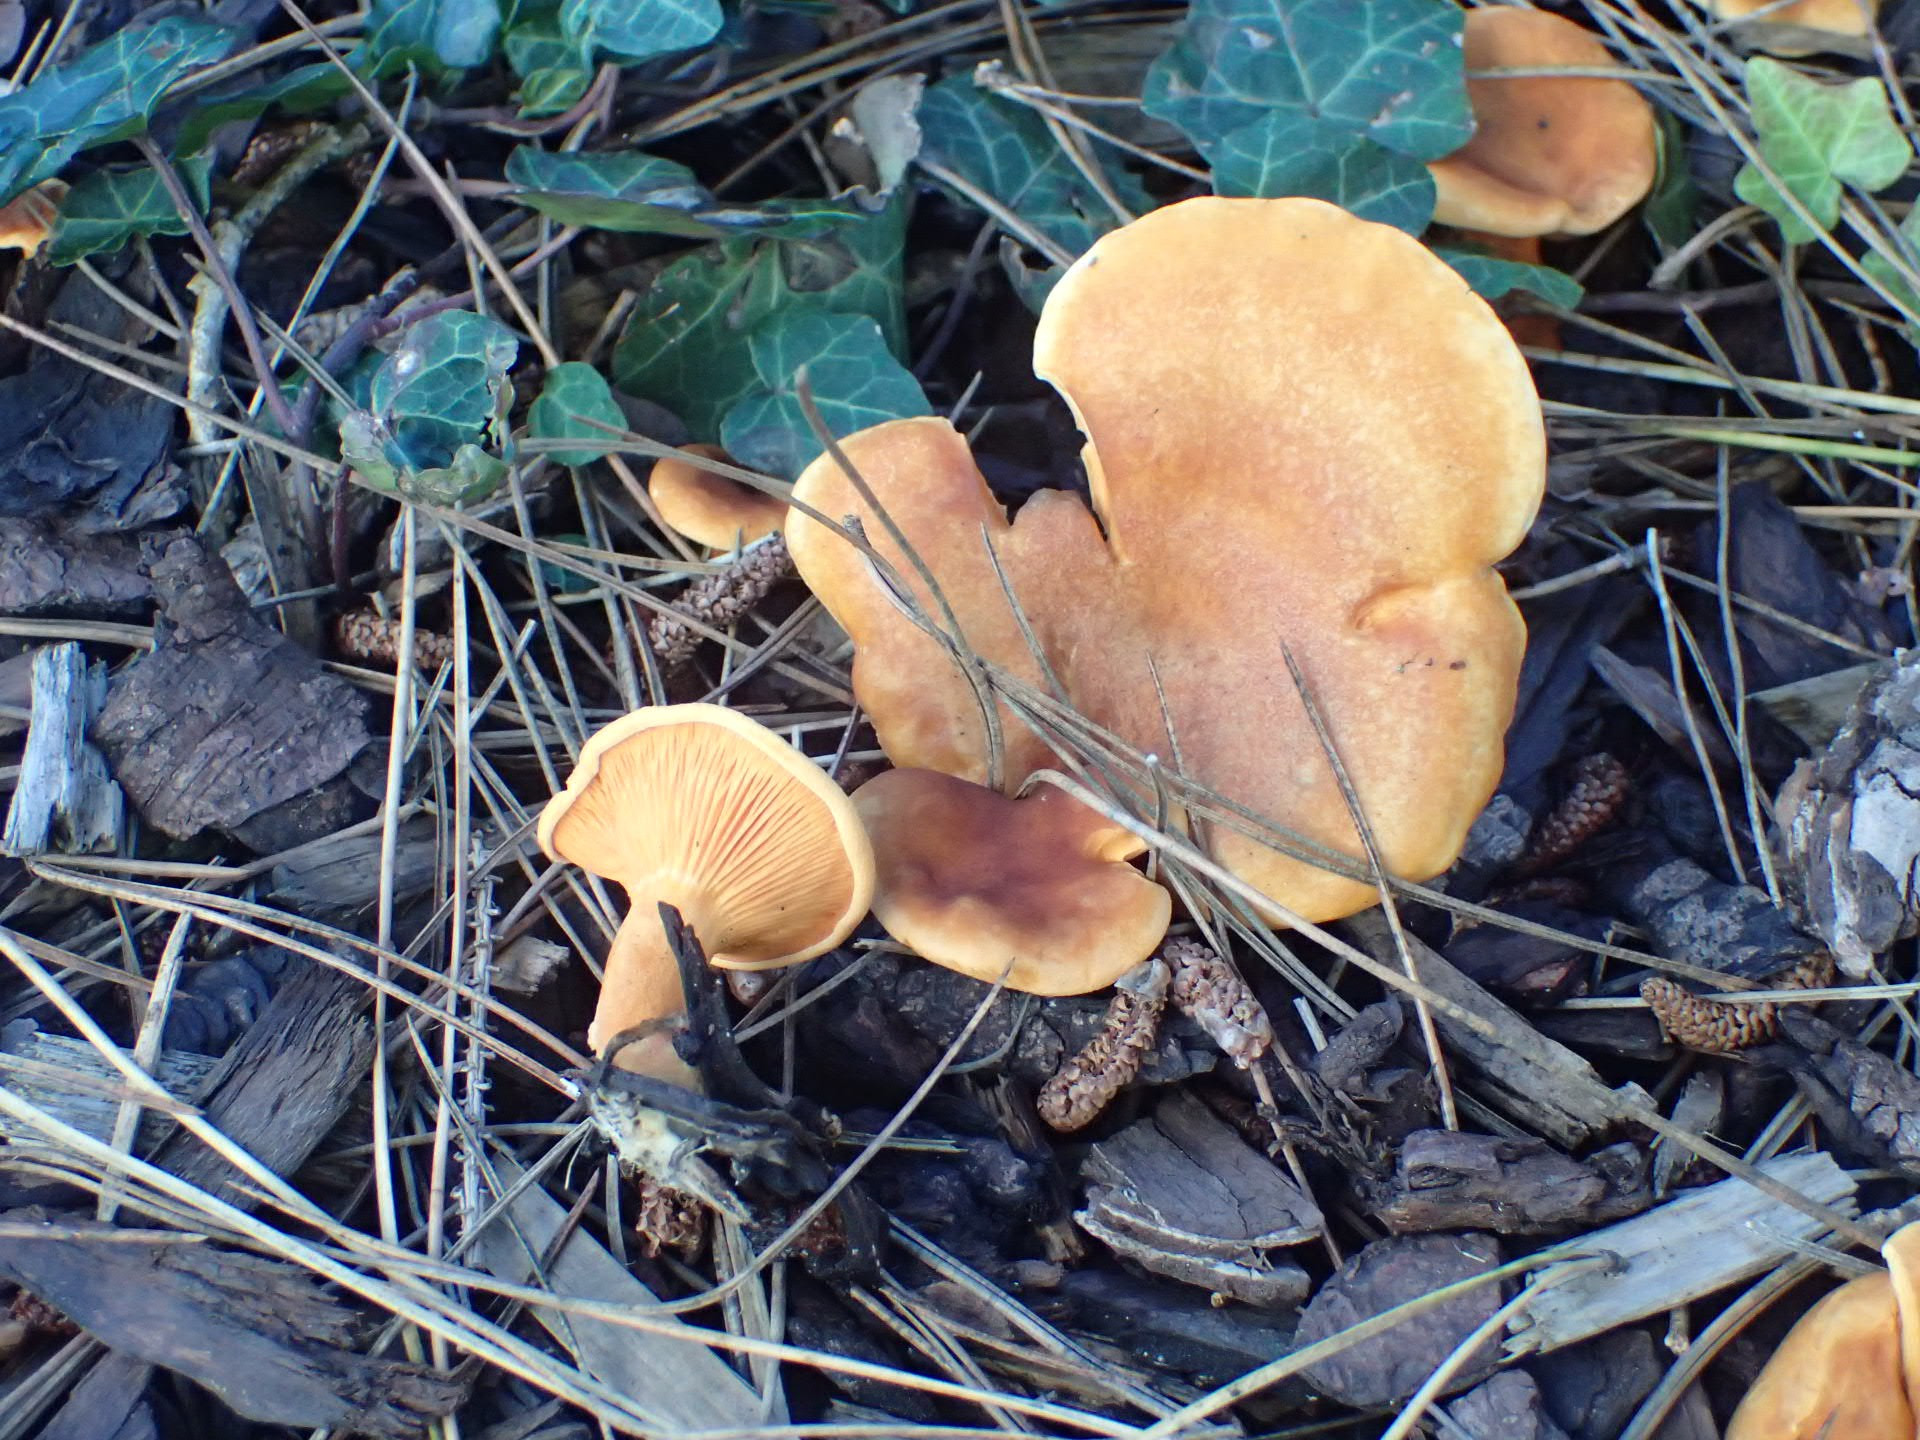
top-left (591, 907), bottom-right (701, 1087)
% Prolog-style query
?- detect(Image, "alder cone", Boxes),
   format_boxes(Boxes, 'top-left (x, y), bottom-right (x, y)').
top-left (788, 197), bottom-right (1546, 924)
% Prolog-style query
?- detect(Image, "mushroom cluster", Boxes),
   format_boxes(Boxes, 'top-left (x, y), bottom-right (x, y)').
top-left (538, 704), bottom-right (872, 1082)
top-left (1728, 1221), bottom-right (1920, 1439)
top-left (787, 196), bottom-right (1546, 930)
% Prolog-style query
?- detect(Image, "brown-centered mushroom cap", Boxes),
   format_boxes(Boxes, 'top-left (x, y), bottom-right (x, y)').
top-left (648, 444), bottom-right (789, 552)
top-left (1726, 1220), bottom-right (1920, 1440)
top-left (1428, 8), bottom-right (1659, 238)
top-left (1707, 0), bottom-right (1878, 54)
top-left (788, 197), bottom-right (1544, 924)
top-left (853, 768), bottom-right (1171, 994)
top-left (538, 703), bottom-right (873, 1077)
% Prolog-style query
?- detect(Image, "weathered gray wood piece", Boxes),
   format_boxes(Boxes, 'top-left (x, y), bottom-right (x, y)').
top-left (1372, 1130), bottom-right (1649, 1235)
top-left (0, 1210), bottom-right (461, 1437)
top-left (1076, 1090), bottom-right (1321, 1306)
top-left (0, 1023), bottom-right (216, 1154)
top-left (2, 642), bottom-right (123, 856)
top-left (470, 1154), bottom-right (770, 1435)
top-left (1506, 1150), bottom-right (1857, 1356)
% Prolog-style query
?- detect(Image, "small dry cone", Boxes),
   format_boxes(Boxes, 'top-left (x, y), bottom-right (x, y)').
top-left (852, 769), bottom-right (1171, 995)
top-left (1727, 1219), bottom-right (1920, 1439)
top-left (538, 704), bottom-right (873, 1082)
top-left (648, 444), bottom-right (788, 553)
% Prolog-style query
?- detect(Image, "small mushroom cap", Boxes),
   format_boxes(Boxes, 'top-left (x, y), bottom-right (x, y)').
top-left (853, 768), bottom-right (1172, 995)
top-left (0, 180), bottom-right (66, 257)
top-left (1428, 9), bottom-right (1658, 238)
top-left (1708, 0), bottom-right (1877, 53)
top-left (1886, 1221), bottom-right (1920, 1418)
top-left (790, 197), bottom-right (1543, 923)
top-left (648, 444), bottom-right (789, 552)
top-left (1727, 1269), bottom-right (1912, 1440)
top-left (540, 703), bottom-right (873, 969)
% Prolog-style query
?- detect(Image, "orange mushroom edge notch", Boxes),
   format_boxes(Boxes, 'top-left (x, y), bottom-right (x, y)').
top-left (1707, 0), bottom-right (1879, 56)
top-left (1428, 7), bottom-right (1659, 240)
top-left (536, 704), bottom-right (873, 1083)
top-left (648, 443), bottom-right (790, 553)
top-left (1727, 1219), bottom-right (1920, 1439)
top-left (786, 197), bottom-right (1546, 928)
top-left (854, 769), bottom-right (1172, 995)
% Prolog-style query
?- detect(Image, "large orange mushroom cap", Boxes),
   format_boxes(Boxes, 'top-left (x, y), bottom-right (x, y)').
top-left (1708, 0), bottom-right (1878, 55)
top-left (538, 704), bottom-right (873, 1078)
top-left (1428, 8), bottom-right (1659, 238)
top-left (788, 197), bottom-right (1544, 924)
top-left (1727, 1219), bottom-right (1920, 1440)
top-left (854, 769), bottom-right (1171, 994)
top-left (648, 444), bottom-right (789, 552)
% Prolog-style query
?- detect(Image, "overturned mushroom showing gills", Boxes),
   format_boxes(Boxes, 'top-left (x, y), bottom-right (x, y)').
top-left (853, 768), bottom-right (1171, 994)
top-left (1727, 1219), bottom-right (1920, 1439)
top-left (1428, 8), bottom-right (1659, 238)
top-left (649, 444), bottom-right (789, 552)
top-left (537, 704), bottom-right (873, 1080)
top-left (788, 197), bottom-right (1545, 923)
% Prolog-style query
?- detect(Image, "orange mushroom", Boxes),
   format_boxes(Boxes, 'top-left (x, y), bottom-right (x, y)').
top-left (1728, 1220), bottom-right (1920, 1439)
top-left (1707, 0), bottom-right (1878, 56)
top-left (0, 180), bottom-right (67, 258)
top-left (538, 703), bottom-right (873, 1081)
top-left (787, 197), bottom-right (1544, 925)
top-left (853, 769), bottom-right (1171, 994)
top-left (1428, 8), bottom-right (1659, 239)
top-left (648, 444), bottom-right (788, 553)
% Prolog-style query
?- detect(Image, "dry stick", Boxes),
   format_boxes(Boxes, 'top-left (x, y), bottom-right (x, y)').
top-left (1279, 643), bottom-right (1458, 1133)
top-left (1713, 448), bottom-right (1786, 904)
top-left (97, 911), bottom-right (193, 1225)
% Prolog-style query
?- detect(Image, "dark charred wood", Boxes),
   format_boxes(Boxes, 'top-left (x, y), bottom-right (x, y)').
top-left (1051, 1270), bottom-right (1302, 1391)
top-left (1767, 1010), bottom-right (1920, 1178)
top-left (1445, 1370), bottom-right (1571, 1440)
top-left (1370, 1130), bottom-right (1649, 1235)
top-left (1528, 1328), bottom-right (1664, 1440)
top-left (0, 515), bottom-right (150, 616)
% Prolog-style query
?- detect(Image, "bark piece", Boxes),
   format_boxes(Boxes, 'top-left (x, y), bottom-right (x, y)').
top-left (1446, 1369), bottom-right (1571, 1440)
top-left (1503, 1150), bottom-right (1857, 1356)
top-left (2, 641), bottom-right (123, 855)
top-left (0, 516), bottom-right (149, 615)
top-left (1592, 839), bottom-right (1820, 982)
top-left (1076, 1090), bottom-right (1321, 1305)
top-left (1373, 1130), bottom-right (1649, 1235)
top-left (1776, 650), bottom-right (1920, 975)
top-left (150, 962), bottom-right (372, 1210)
top-left (0, 1024), bottom-right (216, 1154)
top-left (1293, 1231), bottom-right (1508, 1407)
top-left (1770, 1009), bottom-right (1920, 1175)
top-left (1057, 1270), bottom-right (1303, 1389)
top-left (94, 534), bottom-right (372, 843)
top-left (1529, 1328), bottom-right (1663, 1440)
top-left (0, 1210), bottom-right (462, 1437)
top-left (36, 1352), bottom-right (156, 1440)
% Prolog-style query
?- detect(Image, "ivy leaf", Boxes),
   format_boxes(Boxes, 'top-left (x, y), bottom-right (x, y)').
top-left (172, 64), bottom-right (353, 156)
top-left (1861, 205), bottom-right (1920, 321)
top-left (364, 0), bottom-right (503, 74)
top-left (505, 147), bottom-right (867, 238)
top-left (561, 0), bottom-right (722, 64)
top-left (528, 361), bottom-right (627, 466)
top-left (47, 153), bottom-right (213, 265)
top-left (917, 76), bottom-right (1145, 264)
top-left (502, 5), bottom-right (592, 114)
top-left (720, 309), bottom-right (931, 480)
top-left (1733, 57), bottom-right (1909, 244)
top-left (1435, 247), bottom-right (1583, 308)
top-left (338, 311), bottom-right (520, 503)
top-left (1206, 109), bottom-right (1436, 231)
top-left (1143, 0), bottom-right (1471, 201)
top-left (612, 195), bottom-right (909, 434)
top-left (0, 16), bottom-right (237, 203)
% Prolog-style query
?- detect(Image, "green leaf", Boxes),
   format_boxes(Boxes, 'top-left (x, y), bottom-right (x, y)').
top-left (0, 17), bottom-right (237, 203)
top-left (503, 5), bottom-right (593, 113)
top-left (561, 0), bottom-right (722, 64)
top-left (917, 77), bottom-right (1145, 262)
top-left (505, 146), bottom-right (868, 238)
top-left (47, 153), bottom-right (213, 265)
top-left (172, 63), bottom-right (354, 156)
top-left (364, 0), bottom-right (503, 74)
top-left (528, 361), bottom-right (627, 466)
top-left (1733, 57), bottom-right (1909, 244)
top-left (338, 310), bottom-right (521, 503)
top-left (1434, 247), bottom-right (1583, 308)
top-left (720, 309), bottom-right (930, 480)
top-left (1861, 205), bottom-right (1920, 321)
top-left (1143, 0), bottom-right (1471, 202)
top-left (1206, 110), bottom-right (1436, 231)
top-left (613, 195), bottom-right (910, 434)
